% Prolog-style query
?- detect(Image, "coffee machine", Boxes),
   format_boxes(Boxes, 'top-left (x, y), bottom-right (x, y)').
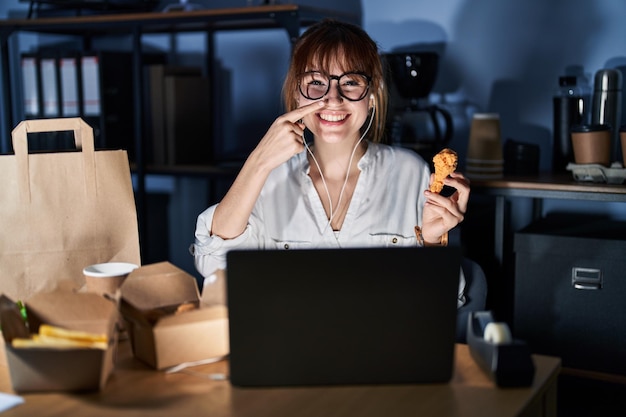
top-left (384, 52), bottom-right (453, 162)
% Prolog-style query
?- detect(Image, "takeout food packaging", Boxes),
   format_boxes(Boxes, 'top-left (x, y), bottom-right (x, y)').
top-left (119, 261), bottom-right (229, 370)
top-left (0, 290), bottom-right (118, 393)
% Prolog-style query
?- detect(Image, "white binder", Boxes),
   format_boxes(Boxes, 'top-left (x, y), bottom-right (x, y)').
top-left (40, 57), bottom-right (59, 117)
top-left (81, 55), bottom-right (101, 116)
top-left (59, 56), bottom-right (79, 117)
top-left (21, 55), bottom-right (39, 117)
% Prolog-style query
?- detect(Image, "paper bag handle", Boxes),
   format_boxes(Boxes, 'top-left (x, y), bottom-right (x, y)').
top-left (11, 118), bottom-right (97, 203)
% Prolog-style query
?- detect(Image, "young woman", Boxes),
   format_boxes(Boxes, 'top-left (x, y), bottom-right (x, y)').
top-left (191, 19), bottom-right (470, 306)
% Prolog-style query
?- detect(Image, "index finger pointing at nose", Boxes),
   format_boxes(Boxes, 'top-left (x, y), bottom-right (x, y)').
top-left (286, 100), bottom-right (325, 122)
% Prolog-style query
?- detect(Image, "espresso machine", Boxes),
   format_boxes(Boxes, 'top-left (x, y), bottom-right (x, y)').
top-left (384, 52), bottom-right (453, 162)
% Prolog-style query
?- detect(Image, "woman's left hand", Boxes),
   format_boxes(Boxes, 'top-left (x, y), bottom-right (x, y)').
top-left (421, 172), bottom-right (470, 244)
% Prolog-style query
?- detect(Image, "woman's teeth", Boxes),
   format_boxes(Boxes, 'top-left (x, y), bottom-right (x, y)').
top-left (319, 113), bottom-right (346, 122)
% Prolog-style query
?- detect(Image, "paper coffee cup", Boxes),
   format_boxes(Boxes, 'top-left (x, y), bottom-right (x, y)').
top-left (571, 124), bottom-right (611, 166)
top-left (466, 113), bottom-right (503, 178)
top-left (83, 262), bottom-right (138, 295)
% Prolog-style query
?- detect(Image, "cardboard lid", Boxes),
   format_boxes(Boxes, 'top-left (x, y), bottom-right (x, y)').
top-left (155, 304), bottom-right (228, 327)
top-left (120, 262), bottom-right (200, 311)
top-left (25, 290), bottom-right (118, 335)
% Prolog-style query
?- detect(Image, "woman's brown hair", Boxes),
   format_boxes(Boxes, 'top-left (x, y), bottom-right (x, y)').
top-left (282, 19), bottom-right (388, 143)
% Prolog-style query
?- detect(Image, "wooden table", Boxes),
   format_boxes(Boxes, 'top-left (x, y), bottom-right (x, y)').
top-left (0, 341), bottom-right (561, 417)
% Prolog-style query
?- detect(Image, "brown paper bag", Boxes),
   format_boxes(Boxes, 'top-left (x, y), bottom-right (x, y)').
top-left (0, 118), bottom-right (141, 301)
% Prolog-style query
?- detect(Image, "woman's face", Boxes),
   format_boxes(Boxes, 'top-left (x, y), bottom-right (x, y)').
top-left (297, 61), bottom-right (371, 146)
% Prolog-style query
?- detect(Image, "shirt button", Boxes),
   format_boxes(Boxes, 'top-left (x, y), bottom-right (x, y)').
top-left (284, 244), bottom-right (289, 250)
top-left (392, 238), bottom-right (398, 244)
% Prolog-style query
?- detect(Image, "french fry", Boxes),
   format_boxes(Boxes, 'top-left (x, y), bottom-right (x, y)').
top-left (11, 324), bottom-right (108, 350)
top-left (39, 324), bottom-right (107, 344)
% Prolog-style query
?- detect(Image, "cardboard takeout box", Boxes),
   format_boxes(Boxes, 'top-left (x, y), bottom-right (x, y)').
top-left (119, 262), bottom-right (229, 370)
top-left (0, 290), bottom-right (118, 393)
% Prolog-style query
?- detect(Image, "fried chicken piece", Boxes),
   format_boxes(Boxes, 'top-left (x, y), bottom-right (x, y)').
top-left (430, 148), bottom-right (458, 193)
top-left (175, 302), bottom-right (198, 314)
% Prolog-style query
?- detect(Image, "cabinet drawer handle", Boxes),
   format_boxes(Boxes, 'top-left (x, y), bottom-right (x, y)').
top-left (571, 267), bottom-right (602, 290)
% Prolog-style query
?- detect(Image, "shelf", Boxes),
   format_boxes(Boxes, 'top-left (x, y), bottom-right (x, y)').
top-left (0, 5), bottom-right (359, 37)
top-left (471, 173), bottom-right (626, 202)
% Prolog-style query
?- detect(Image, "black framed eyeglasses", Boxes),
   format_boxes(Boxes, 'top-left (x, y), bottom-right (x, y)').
top-left (298, 71), bottom-right (371, 101)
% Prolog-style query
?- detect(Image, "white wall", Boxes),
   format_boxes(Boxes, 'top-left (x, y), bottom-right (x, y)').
top-left (363, 0), bottom-right (626, 171)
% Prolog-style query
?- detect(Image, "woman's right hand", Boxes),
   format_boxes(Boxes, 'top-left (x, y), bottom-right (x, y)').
top-left (211, 100), bottom-right (325, 240)
top-left (249, 100), bottom-right (325, 172)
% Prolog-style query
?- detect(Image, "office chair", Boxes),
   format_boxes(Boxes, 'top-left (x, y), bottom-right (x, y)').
top-left (456, 258), bottom-right (488, 343)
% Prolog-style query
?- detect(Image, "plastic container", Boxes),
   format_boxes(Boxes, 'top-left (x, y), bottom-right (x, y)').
top-left (552, 76), bottom-right (585, 172)
top-left (591, 69), bottom-right (622, 162)
top-left (504, 139), bottom-right (540, 176)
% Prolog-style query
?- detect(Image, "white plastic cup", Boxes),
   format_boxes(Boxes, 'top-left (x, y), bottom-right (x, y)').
top-left (83, 262), bottom-right (139, 295)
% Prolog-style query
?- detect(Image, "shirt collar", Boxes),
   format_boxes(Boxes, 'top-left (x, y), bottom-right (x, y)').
top-left (297, 140), bottom-right (375, 175)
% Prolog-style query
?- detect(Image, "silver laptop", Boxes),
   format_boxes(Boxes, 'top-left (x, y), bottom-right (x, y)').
top-left (226, 246), bottom-right (461, 387)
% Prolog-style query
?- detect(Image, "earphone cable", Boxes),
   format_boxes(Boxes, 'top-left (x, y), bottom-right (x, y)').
top-left (302, 103), bottom-right (376, 237)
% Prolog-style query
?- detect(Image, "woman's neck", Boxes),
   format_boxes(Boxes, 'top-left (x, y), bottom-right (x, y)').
top-left (306, 138), bottom-right (367, 231)
top-left (309, 139), bottom-right (367, 180)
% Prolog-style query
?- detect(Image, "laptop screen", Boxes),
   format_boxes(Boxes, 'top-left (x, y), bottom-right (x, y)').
top-left (226, 246), bottom-right (461, 387)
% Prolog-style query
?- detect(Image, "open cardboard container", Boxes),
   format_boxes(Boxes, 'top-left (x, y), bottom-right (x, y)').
top-left (119, 262), bottom-right (229, 370)
top-left (0, 290), bottom-right (118, 393)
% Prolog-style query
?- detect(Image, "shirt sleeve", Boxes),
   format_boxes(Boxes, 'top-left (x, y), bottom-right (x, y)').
top-left (190, 204), bottom-right (254, 278)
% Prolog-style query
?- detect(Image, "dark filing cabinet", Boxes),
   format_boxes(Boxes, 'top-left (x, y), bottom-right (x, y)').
top-left (513, 214), bottom-right (626, 376)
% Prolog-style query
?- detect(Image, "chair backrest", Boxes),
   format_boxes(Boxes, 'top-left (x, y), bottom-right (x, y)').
top-left (456, 258), bottom-right (488, 343)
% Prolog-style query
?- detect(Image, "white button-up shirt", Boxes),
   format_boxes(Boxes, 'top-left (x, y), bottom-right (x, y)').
top-left (192, 142), bottom-right (465, 306)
